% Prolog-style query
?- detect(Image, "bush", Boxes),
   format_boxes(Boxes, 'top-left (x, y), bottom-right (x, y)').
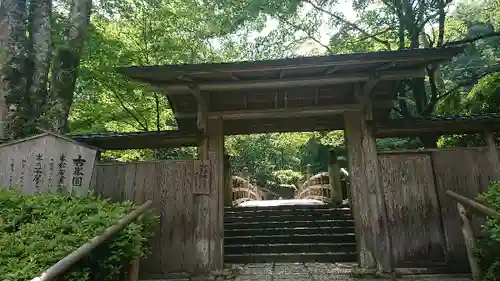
top-left (476, 180), bottom-right (500, 281)
top-left (0, 189), bottom-right (157, 281)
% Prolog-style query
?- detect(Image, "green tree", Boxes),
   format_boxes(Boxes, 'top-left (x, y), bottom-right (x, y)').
top-left (0, 0), bottom-right (93, 138)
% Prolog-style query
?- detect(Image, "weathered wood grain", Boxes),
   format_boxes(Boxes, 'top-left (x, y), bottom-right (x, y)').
top-left (457, 202), bottom-right (481, 281)
top-left (92, 160), bottom-right (214, 278)
top-left (201, 117), bottom-right (224, 272)
top-left (193, 160), bottom-right (210, 274)
top-left (484, 131), bottom-right (500, 179)
top-left (183, 161), bottom-right (195, 271)
top-left (431, 148), bottom-right (492, 270)
top-left (344, 110), bottom-right (391, 272)
top-left (378, 153), bottom-right (446, 267)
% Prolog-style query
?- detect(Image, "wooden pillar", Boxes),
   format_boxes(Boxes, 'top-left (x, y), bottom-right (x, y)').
top-left (484, 130), bottom-right (500, 180)
top-left (95, 150), bottom-right (102, 162)
top-left (224, 154), bottom-right (232, 206)
top-left (193, 86), bottom-right (224, 273)
top-left (328, 149), bottom-right (343, 204)
top-left (206, 117), bottom-right (224, 272)
top-left (344, 111), bottom-right (392, 273)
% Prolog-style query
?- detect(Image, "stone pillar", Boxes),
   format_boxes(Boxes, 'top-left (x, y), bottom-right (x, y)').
top-left (306, 163), bottom-right (313, 179)
top-left (328, 149), bottom-right (343, 204)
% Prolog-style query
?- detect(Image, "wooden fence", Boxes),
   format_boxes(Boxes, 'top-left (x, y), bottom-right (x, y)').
top-left (90, 160), bottom-right (221, 279)
top-left (89, 147), bottom-right (496, 275)
top-left (377, 148), bottom-right (494, 271)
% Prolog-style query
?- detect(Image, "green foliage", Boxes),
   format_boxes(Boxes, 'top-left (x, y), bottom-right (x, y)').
top-left (463, 73), bottom-right (500, 114)
top-left (271, 169), bottom-right (303, 185)
top-left (376, 138), bottom-right (423, 151)
top-left (476, 180), bottom-right (500, 281)
top-left (64, 0), bottom-right (499, 182)
top-left (0, 189), bottom-right (157, 281)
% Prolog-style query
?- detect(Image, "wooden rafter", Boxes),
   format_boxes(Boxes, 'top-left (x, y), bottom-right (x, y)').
top-left (175, 104), bottom-right (363, 120)
top-left (174, 100), bottom-right (394, 120)
top-left (150, 69), bottom-right (425, 93)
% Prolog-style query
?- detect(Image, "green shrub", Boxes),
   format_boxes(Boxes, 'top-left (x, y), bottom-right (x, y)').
top-left (476, 180), bottom-right (500, 281)
top-left (0, 189), bottom-right (157, 281)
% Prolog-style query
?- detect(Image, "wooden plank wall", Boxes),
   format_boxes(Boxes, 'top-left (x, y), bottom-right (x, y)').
top-left (378, 153), bottom-right (446, 267)
top-left (431, 148), bottom-right (492, 270)
top-left (378, 148), bottom-right (495, 271)
top-left (91, 160), bottom-right (215, 279)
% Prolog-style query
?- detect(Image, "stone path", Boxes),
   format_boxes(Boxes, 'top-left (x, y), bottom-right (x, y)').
top-left (230, 263), bottom-right (472, 281)
top-left (144, 262), bottom-right (472, 281)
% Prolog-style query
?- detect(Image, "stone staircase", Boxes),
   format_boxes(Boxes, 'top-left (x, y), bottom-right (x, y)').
top-left (224, 204), bottom-right (357, 263)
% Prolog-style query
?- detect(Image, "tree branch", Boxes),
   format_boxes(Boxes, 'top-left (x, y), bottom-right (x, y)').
top-left (275, 14), bottom-right (334, 54)
top-left (391, 105), bottom-right (405, 117)
top-left (112, 91), bottom-right (149, 131)
top-left (305, 0), bottom-right (392, 50)
top-left (356, 27), bottom-right (393, 43)
top-left (443, 32), bottom-right (500, 46)
top-left (423, 63), bottom-right (500, 114)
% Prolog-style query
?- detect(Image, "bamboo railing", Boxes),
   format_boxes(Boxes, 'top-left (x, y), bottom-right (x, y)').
top-left (445, 190), bottom-right (498, 281)
top-left (31, 200), bottom-right (153, 281)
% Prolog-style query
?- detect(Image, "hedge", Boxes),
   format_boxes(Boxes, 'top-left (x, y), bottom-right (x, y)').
top-left (0, 189), bottom-right (157, 281)
top-left (477, 180), bottom-right (500, 281)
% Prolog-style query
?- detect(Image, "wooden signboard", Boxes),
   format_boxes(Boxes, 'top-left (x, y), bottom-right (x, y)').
top-left (0, 132), bottom-right (98, 197)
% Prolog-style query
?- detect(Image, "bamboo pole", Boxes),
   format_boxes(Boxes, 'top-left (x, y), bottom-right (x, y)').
top-left (445, 190), bottom-right (497, 217)
top-left (127, 258), bottom-right (140, 281)
top-left (37, 200), bottom-right (153, 281)
top-left (445, 190), bottom-right (500, 281)
top-left (457, 202), bottom-right (482, 281)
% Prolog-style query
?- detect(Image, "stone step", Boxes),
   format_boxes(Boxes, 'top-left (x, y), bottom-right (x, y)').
top-left (225, 219), bottom-right (355, 229)
top-left (224, 212), bottom-right (352, 222)
top-left (224, 207), bottom-right (351, 216)
top-left (224, 226), bottom-right (356, 237)
top-left (224, 252), bottom-right (357, 263)
top-left (224, 203), bottom-right (349, 211)
top-left (225, 233), bottom-right (356, 244)
top-left (225, 242), bottom-right (357, 254)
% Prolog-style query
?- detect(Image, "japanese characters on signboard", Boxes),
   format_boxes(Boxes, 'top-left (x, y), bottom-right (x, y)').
top-left (0, 133), bottom-right (97, 197)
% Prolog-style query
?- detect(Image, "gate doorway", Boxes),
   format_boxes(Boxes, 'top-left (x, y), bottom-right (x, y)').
top-left (76, 46), bottom-right (466, 277)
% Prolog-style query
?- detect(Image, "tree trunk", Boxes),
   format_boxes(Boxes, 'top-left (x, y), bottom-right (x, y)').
top-left (0, 0), bottom-right (30, 139)
top-left (27, 0), bottom-right (52, 123)
top-left (46, 0), bottom-right (92, 133)
top-left (419, 133), bottom-right (439, 148)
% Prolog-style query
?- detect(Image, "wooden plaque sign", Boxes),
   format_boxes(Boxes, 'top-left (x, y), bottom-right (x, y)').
top-left (193, 160), bottom-right (211, 195)
top-left (0, 132), bottom-right (98, 197)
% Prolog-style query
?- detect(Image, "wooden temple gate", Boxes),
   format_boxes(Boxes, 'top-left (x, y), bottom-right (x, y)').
top-left (71, 46), bottom-right (500, 277)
